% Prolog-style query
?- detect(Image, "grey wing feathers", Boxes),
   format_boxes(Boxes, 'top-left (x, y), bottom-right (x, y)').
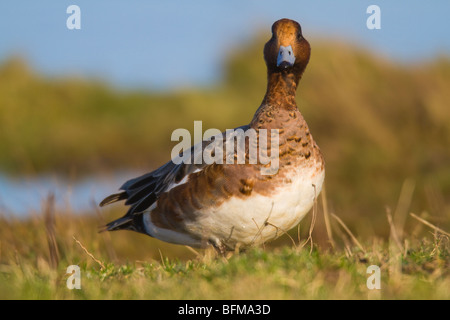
top-left (100, 159), bottom-right (196, 215)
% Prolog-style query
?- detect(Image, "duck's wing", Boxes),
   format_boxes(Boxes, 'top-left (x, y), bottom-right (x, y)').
top-left (100, 125), bottom-right (250, 231)
top-left (100, 145), bottom-right (204, 214)
top-left (100, 152), bottom-right (205, 232)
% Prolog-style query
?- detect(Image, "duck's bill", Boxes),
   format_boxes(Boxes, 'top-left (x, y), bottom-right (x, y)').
top-left (277, 45), bottom-right (296, 69)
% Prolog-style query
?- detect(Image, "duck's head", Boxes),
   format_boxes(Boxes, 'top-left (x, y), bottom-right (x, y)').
top-left (264, 19), bottom-right (310, 80)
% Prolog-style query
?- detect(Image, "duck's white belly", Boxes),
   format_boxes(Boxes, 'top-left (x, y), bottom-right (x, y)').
top-left (189, 165), bottom-right (324, 248)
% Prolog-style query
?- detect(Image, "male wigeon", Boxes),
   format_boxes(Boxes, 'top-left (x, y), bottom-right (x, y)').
top-left (100, 19), bottom-right (325, 253)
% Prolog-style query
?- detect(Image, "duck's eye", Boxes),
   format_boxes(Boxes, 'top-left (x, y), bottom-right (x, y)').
top-left (297, 32), bottom-right (303, 40)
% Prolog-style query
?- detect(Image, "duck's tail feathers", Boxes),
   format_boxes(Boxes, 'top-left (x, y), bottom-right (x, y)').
top-left (99, 192), bottom-right (127, 207)
top-left (99, 214), bottom-right (148, 235)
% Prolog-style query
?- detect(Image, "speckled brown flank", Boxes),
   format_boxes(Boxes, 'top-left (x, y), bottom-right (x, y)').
top-left (239, 178), bottom-right (255, 195)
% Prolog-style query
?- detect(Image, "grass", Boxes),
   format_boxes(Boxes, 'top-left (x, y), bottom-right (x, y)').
top-left (0, 193), bottom-right (448, 300)
top-left (1, 245), bottom-right (444, 300)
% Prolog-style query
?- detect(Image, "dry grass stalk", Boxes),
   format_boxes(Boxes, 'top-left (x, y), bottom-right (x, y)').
top-left (92, 199), bottom-right (118, 262)
top-left (265, 221), bottom-right (297, 249)
top-left (386, 208), bottom-right (404, 252)
top-left (250, 202), bottom-right (274, 249)
top-left (251, 218), bottom-right (265, 246)
top-left (73, 236), bottom-right (105, 270)
top-left (331, 213), bottom-right (365, 253)
top-left (44, 194), bottom-right (60, 269)
top-left (184, 245), bottom-right (200, 257)
top-left (393, 179), bottom-right (415, 241)
top-left (300, 184), bottom-right (318, 253)
top-left (158, 248), bottom-right (166, 269)
top-left (320, 185), bottom-right (336, 249)
top-left (388, 179), bottom-right (415, 279)
top-left (410, 213), bottom-right (450, 237)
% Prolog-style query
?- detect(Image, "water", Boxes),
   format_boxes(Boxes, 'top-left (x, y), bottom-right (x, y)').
top-left (0, 172), bottom-right (139, 217)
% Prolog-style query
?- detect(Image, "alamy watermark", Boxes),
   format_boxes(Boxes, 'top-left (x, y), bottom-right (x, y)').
top-left (65, 4), bottom-right (380, 31)
top-left (366, 265), bottom-right (381, 290)
top-left (66, 265), bottom-right (81, 289)
top-left (66, 5), bottom-right (81, 30)
top-left (367, 5), bottom-right (381, 30)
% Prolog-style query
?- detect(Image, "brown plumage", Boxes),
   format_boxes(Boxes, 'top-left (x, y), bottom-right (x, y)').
top-left (100, 18), bottom-right (325, 252)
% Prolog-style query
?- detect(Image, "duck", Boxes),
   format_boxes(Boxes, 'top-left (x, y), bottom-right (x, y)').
top-left (100, 18), bottom-right (325, 253)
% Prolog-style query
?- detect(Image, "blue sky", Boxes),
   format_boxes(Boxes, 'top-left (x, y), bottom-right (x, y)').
top-left (0, 1), bottom-right (449, 89)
